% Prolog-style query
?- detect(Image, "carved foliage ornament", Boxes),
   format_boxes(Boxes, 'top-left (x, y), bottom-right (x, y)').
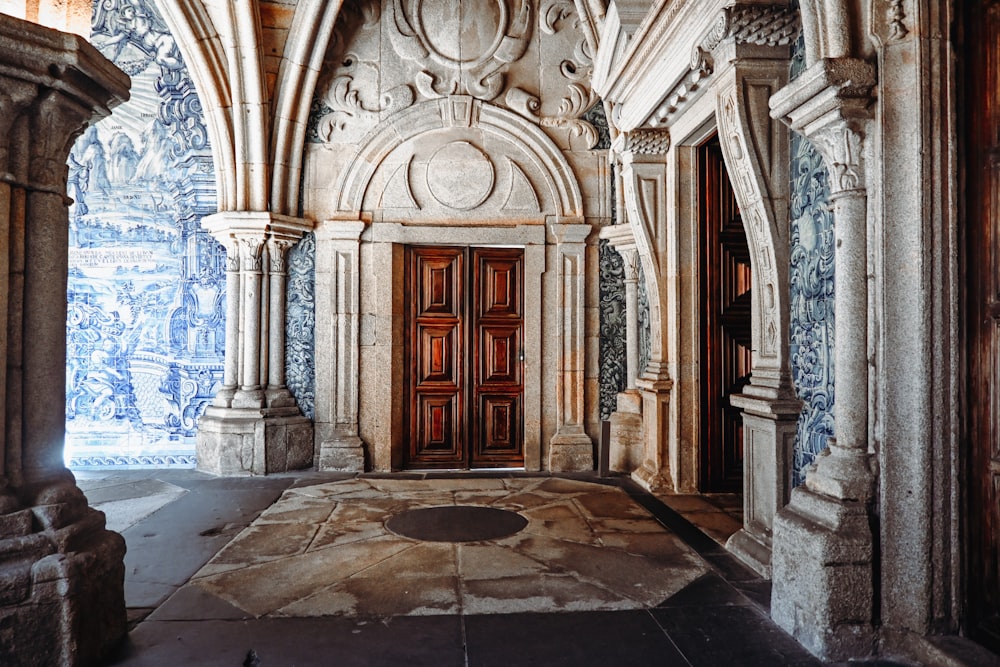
top-left (809, 121), bottom-right (865, 193)
top-left (619, 129), bottom-right (671, 155)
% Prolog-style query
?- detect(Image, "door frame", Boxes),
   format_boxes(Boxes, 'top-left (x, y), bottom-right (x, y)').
top-left (358, 223), bottom-right (546, 471)
top-left (403, 244), bottom-right (526, 469)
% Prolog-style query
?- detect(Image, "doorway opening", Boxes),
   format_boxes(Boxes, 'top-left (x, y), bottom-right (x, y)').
top-left (698, 135), bottom-right (751, 493)
top-left (403, 245), bottom-right (525, 469)
top-left (963, 0), bottom-right (1000, 650)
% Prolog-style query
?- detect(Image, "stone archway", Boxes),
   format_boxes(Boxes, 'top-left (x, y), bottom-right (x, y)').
top-left (314, 97), bottom-right (599, 473)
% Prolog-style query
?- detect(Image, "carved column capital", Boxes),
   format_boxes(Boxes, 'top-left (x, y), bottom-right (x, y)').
top-left (267, 238), bottom-right (296, 274)
top-left (770, 58), bottom-right (876, 195)
top-left (237, 234), bottom-right (267, 273)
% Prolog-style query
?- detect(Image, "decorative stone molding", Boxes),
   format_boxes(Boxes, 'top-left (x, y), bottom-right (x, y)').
top-left (615, 128), bottom-right (672, 155)
top-left (336, 97), bottom-right (584, 219)
top-left (386, 0), bottom-right (532, 102)
top-left (647, 4), bottom-right (800, 128)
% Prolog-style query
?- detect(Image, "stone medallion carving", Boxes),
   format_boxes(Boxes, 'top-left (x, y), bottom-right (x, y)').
top-left (388, 0), bottom-right (532, 101)
top-left (426, 140), bottom-right (496, 209)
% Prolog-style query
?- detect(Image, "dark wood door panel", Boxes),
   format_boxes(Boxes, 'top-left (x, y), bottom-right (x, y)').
top-left (478, 325), bottom-right (521, 384)
top-left (417, 251), bottom-right (462, 316)
top-left (417, 324), bottom-right (460, 385)
top-left (475, 394), bottom-right (522, 462)
top-left (405, 245), bottom-right (524, 469)
top-left (699, 136), bottom-right (750, 493)
top-left (475, 250), bottom-right (522, 318)
top-left (966, 0), bottom-right (1000, 648)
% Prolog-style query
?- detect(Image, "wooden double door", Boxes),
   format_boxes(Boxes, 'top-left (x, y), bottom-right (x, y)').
top-left (404, 245), bottom-right (525, 469)
top-left (965, 0), bottom-right (1000, 650)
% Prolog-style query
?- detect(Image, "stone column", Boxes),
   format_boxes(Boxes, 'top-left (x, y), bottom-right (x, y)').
top-left (599, 223), bottom-right (643, 472)
top-left (266, 238), bottom-right (296, 406)
top-left (769, 58), bottom-right (877, 661)
top-left (214, 240), bottom-right (241, 406)
top-left (234, 233), bottom-right (266, 407)
top-left (314, 220), bottom-right (366, 471)
top-left (0, 16), bottom-right (130, 666)
top-left (198, 212), bottom-right (314, 475)
top-left (548, 222), bottom-right (595, 471)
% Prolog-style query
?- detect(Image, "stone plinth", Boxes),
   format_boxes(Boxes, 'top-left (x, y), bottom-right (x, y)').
top-left (198, 407), bottom-right (313, 476)
top-left (771, 487), bottom-right (875, 660)
top-left (609, 390), bottom-right (643, 472)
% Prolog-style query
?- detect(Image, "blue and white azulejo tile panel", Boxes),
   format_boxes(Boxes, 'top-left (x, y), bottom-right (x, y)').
top-left (65, 0), bottom-right (222, 469)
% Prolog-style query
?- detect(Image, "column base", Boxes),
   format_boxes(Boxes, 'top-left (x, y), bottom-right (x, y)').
top-left (631, 463), bottom-right (672, 493)
top-left (0, 481), bottom-right (126, 666)
top-left (609, 390), bottom-right (643, 473)
top-left (771, 486), bottom-right (876, 661)
top-left (197, 406), bottom-right (314, 475)
top-left (317, 433), bottom-right (366, 472)
top-left (726, 528), bottom-right (772, 578)
top-left (548, 429), bottom-right (594, 472)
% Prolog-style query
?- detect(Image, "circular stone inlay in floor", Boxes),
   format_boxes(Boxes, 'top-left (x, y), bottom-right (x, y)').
top-left (386, 506), bottom-right (528, 543)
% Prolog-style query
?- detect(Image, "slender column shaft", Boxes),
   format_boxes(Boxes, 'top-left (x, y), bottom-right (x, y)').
top-left (267, 240), bottom-right (290, 390)
top-left (831, 190), bottom-right (867, 451)
top-left (621, 248), bottom-right (640, 389)
top-left (238, 236), bottom-right (265, 394)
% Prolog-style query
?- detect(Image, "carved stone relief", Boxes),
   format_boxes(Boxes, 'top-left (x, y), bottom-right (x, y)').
top-left (308, 0), bottom-right (601, 153)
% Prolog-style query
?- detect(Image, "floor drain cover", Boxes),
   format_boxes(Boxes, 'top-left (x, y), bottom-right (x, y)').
top-left (386, 506), bottom-right (528, 542)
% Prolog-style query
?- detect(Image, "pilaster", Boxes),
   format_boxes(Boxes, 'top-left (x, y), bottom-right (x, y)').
top-left (698, 9), bottom-right (801, 577)
top-left (314, 219), bottom-right (366, 472)
top-left (769, 57), bottom-right (878, 661)
top-left (198, 211), bottom-right (314, 475)
top-left (615, 129), bottom-right (678, 491)
top-left (548, 222), bottom-right (595, 471)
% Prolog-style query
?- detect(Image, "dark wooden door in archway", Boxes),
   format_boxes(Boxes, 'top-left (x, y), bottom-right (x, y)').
top-left (965, 0), bottom-right (1000, 650)
top-left (404, 245), bottom-right (524, 469)
top-left (699, 136), bottom-right (751, 492)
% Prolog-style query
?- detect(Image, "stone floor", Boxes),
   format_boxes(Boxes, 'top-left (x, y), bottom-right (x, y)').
top-left (75, 469), bottom-right (858, 666)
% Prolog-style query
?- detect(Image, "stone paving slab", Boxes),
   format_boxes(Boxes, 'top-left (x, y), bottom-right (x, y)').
top-left (184, 477), bottom-right (709, 619)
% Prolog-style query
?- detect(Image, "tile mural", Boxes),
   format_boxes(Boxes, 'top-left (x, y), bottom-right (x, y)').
top-left (65, 0), bottom-right (222, 468)
top-left (286, 234), bottom-right (316, 420)
top-left (599, 239), bottom-right (626, 421)
top-left (788, 33), bottom-right (836, 485)
top-left (591, 102), bottom-right (628, 422)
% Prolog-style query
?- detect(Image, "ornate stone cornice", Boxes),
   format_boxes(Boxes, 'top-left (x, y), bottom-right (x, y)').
top-left (770, 58), bottom-right (876, 194)
top-left (612, 128), bottom-right (671, 156)
top-left (646, 4), bottom-right (799, 128)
